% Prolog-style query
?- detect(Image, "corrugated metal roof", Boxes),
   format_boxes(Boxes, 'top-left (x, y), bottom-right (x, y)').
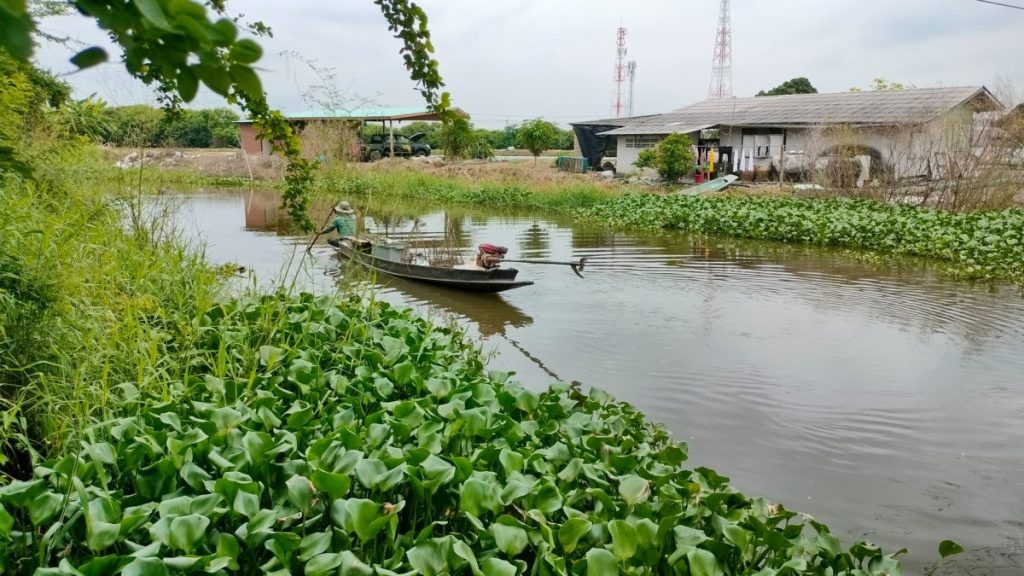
top-left (592, 87), bottom-right (1002, 136)
top-left (570, 114), bottom-right (658, 127)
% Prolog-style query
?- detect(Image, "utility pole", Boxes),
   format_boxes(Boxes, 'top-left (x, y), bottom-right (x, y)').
top-left (708, 0), bottom-right (733, 100)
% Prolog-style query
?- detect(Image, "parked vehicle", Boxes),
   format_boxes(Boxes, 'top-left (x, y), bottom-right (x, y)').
top-left (361, 133), bottom-right (430, 161)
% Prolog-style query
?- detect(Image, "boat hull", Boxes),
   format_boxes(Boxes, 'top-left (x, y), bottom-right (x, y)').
top-left (333, 238), bottom-right (534, 293)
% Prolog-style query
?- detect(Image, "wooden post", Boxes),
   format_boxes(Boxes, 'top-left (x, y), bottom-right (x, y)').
top-left (389, 120), bottom-right (395, 157)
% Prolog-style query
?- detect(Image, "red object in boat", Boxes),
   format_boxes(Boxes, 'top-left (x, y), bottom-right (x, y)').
top-left (478, 243), bottom-right (508, 255)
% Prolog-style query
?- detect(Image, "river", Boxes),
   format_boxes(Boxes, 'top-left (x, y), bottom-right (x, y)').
top-left (172, 189), bottom-right (1024, 574)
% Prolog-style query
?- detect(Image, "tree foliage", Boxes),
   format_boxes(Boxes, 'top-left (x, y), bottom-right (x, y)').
top-left (101, 105), bottom-right (240, 147)
top-left (515, 118), bottom-right (557, 161)
top-left (849, 78), bottom-right (916, 92)
top-left (757, 77), bottom-right (817, 97)
top-left (633, 133), bottom-right (695, 182)
top-left (435, 115), bottom-right (493, 159)
top-left (0, 0), bottom-right (449, 231)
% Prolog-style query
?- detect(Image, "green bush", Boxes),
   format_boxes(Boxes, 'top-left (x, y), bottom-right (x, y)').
top-left (0, 293), bottom-right (905, 575)
top-left (633, 134), bottom-right (695, 183)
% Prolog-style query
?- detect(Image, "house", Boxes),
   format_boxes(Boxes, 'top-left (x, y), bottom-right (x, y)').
top-left (572, 87), bottom-right (1005, 181)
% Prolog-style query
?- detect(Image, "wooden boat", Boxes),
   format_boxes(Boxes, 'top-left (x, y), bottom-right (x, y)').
top-left (332, 237), bottom-right (534, 293)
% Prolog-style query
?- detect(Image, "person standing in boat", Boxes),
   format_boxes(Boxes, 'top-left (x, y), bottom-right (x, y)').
top-left (323, 201), bottom-right (357, 247)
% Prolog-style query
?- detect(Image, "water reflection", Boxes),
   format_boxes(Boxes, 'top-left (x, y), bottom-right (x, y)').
top-left (358, 273), bottom-right (533, 338)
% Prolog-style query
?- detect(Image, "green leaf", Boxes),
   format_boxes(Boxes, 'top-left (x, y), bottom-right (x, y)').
top-left (229, 38), bottom-right (263, 64)
top-left (391, 361), bottom-right (415, 385)
top-left (176, 66), bottom-right (198, 102)
top-left (70, 47), bottom-right (108, 69)
top-left (674, 525), bottom-right (709, 548)
top-left (609, 519), bottom-right (638, 560)
top-left (459, 476), bottom-right (501, 517)
top-left (211, 406), bottom-right (241, 430)
top-left (481, 557), bottom-right (518, 576)
top-left (285, 474), bottom-right (314, 511)
top-left (490, 523), bottom-right (528, 556)
top-left (939, 539), bottom-right (965, 559)
top-left (86, 520), bottom-right (121, 551)
top-left (586, 548), bottom-right (619, 576)
top-left (342, 498), bottom-right (384, 542)
top-left (305, 552), bottom-right (343, 576)
top-left (121, 557), bottom-right (169, 576)
top-left (407, 540), bottom-right (449, 576)
top-left (618, 475), bottom-right (650, 506)
top-left (499, 448), bottom-right (524, 475)
top-left (559, 517), bottom-right (592, 554)
top-left (687, 548), bottom-right (723, 576)
top-left (311, 469), bottom-right (351, 500)
top-left (132, 0), bottom-right (173, 30)
top-left (0, 503), bottom-right (13, 537)
top-left (299, 531), bottom-right (332, 562)
top-left (233, 490), bottom-right (259, 518)
top-left (724, 524), bottom-right (751, 558)
top-left (168, 513), bottom-right (210, 553)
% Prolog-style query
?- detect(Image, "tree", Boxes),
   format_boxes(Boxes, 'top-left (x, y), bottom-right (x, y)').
top-left (757, 77), bottom-right (817, 97)
top-left (633, 133), bottom-right (695, 183)
top-left (0, 0), bottom-right (449, 231)
top-left (849, 78), bottom-right (916, 92)
top-left (435, 115), bottom-right (492, 159)
top-left (516, 118), bottom-right (557, 163)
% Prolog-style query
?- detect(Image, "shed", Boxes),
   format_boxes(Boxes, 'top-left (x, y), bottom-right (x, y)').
top-left (238, 106), bottom-right (465, 156)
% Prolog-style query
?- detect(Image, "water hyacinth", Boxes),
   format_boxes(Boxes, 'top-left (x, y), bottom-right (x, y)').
top-left (581, 194), bottom-right (1024, 284)
top-left (0, 293), bottom-right (906, 575)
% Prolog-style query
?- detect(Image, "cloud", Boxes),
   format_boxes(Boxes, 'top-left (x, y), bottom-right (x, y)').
top-left (31, 0), bottom-right (1024, 127)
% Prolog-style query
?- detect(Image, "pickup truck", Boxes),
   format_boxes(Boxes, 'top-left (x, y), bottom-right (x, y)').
top-left (361, 133), bottom-right (431, 161)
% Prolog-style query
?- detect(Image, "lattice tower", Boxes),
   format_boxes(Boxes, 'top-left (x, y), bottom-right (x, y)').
top-left (708, 0), bottom-right (733, 99)
top-left (626, 60), bottom-right (637, 117)
top-left (611, 27), bottom-right (627, 116)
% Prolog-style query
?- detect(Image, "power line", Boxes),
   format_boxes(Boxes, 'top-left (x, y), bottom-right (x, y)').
top-left (976, 0), bottom-right (1024, 9)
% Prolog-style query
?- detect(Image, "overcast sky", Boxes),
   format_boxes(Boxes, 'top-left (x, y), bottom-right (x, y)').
top-left (34, 0), bottom-right (1024, 128)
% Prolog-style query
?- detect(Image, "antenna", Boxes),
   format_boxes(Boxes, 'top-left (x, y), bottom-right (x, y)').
top-left (626, 60), bottom-right (637, 117)
top-left (708, 0), bottom-right (733, 99)
top-left (612, 27), bottom-right (627, 117)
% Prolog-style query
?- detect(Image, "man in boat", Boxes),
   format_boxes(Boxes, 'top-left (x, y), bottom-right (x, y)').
top-left (323, 201), bottom-right (357, 247)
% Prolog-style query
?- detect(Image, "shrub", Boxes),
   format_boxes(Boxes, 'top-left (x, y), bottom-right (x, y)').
top-left (633, 133), bottom-right (695, 182)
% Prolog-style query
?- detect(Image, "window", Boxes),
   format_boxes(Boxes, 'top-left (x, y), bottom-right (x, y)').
top-left (625, 136), bottom-right (661, 149)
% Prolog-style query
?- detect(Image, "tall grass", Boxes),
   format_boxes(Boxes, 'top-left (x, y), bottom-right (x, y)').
top-left (0, 166), bottom-right (223, 476)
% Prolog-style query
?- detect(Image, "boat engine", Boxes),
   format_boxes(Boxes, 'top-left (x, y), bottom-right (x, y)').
top-left (476, 243), bottom-right (508, 269)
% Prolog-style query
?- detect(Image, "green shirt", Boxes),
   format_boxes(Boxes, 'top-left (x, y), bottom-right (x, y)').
top-left (323, 214), bottom-right (356, 237)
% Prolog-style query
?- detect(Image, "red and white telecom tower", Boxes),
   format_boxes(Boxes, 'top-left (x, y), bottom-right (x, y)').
top-left (611, 27), bottom-right (627, 117)
top-left (708, 0), bottom-right (733, 100)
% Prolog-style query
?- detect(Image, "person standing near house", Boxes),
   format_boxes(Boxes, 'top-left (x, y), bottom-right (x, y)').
top-left (323, 201), bottom-right (357, 247)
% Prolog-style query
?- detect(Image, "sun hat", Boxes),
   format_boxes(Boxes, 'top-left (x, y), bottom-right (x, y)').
top-left (334, 201), bottom-right (354, 214)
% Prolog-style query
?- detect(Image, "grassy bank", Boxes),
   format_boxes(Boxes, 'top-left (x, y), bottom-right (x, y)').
top-left (582, 193), bottom-right (1024, 284)
top-left (0, 170), bottom-right (224, 471)
top-left (311, 161), bottom-right (627, 212)
top-left (1, 292), bottom-right (911, 575)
